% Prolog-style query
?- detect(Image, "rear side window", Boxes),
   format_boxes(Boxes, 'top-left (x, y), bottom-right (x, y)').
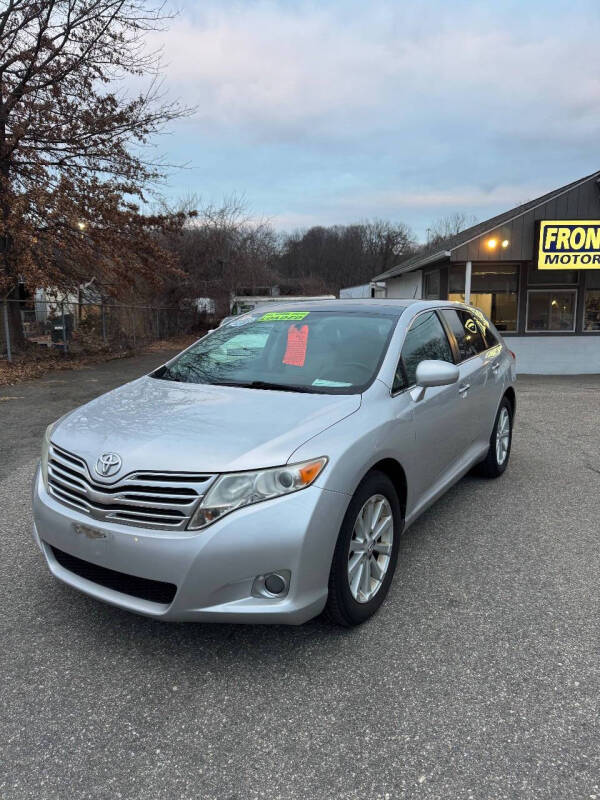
top-left (395, 311), bottom-right (454, 389)
top-left (473, 312), bottom-right (499, 349)
top-left (440, 309), bottom-right (488, 360)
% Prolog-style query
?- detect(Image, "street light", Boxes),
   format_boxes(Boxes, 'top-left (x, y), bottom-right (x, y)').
top-left (76, 221), bottom-right (87, 324)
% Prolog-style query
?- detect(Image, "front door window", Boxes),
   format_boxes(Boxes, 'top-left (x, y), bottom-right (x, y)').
top-left (394, 311), bottom-right (454, 390)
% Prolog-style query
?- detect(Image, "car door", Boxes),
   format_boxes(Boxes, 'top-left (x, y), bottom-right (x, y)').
top-left (438, 308), bottom-right (493, 453)
top-left (391, 309), bottom-right (465, 506)
top-left (469, 309), bottom-right (509, 425)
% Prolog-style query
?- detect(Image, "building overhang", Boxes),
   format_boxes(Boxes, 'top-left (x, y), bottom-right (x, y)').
top-left (372, 250), bottom-right (451, 281)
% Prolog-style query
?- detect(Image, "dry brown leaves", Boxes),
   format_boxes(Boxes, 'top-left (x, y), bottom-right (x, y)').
top-left (143, 335), bottom-right (198, 353)
top-left (0, 335), bottom-right (199, 387)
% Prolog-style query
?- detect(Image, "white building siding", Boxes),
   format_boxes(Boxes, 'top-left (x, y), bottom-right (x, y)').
top-left (384, 271), bottom-right (422, 300)
top-left (504, 336), bottom-right (600, 374)
top-left (339, 284), bottom-right (371, 299)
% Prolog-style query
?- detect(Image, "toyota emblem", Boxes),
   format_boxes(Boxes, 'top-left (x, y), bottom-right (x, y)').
top-left (95, 452), bottom-right (122, 477)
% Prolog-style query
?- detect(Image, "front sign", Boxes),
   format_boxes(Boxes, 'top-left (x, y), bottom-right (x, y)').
top-left (538, 220), bottom-right (600, 269)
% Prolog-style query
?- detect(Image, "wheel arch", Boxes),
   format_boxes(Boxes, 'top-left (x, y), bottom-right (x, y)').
top-left (504, 386), bottom-right (516, 417)
top-left (366, 458), bottom-right (407, 522)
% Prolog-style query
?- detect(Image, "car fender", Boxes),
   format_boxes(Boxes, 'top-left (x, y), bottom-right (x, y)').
top-left (289, 380), bottom-right (413, 502)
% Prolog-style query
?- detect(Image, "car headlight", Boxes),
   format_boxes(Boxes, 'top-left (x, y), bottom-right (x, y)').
top-left (188, 457), bottom-right (328, 530)
top-left (40, 422), bottom-right (56, 490)
top-left (40, 414), bottom-right (70, 489)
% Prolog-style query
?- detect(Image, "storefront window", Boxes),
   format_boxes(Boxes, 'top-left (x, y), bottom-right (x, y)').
top-left (448, 264), bottom-right (519, 331)
top-left (526, 290), bottom-right (576, 332)
top-left (423, 270), bottom-right (440, 300)
top-left (584, 272), bottom-right (600, 331)
top-left (584, 292), bottom-right (600, 331)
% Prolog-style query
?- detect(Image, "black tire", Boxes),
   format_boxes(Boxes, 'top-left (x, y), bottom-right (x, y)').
top-left (325, 470), bottom-right (402, 627)
top-left (473, 396), bottom-right (513, 479)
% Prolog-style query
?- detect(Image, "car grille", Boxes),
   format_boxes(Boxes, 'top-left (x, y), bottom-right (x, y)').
top-left (49, 545), bottom-right (177, 605)
top-left (47, 443), bottom-right (215, 530)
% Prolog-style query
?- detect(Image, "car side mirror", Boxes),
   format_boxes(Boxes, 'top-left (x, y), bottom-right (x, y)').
top-left (410, 360), bottom-right (459, 402)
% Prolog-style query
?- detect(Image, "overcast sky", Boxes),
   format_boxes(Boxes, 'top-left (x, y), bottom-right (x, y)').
top-left (151, 0), bottom-right (600, 241)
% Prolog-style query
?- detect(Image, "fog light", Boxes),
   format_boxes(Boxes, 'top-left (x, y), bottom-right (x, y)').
top-left (251, 570), bottom-right (291, 599)
top-left (265, 573), bottom-right (286, 595)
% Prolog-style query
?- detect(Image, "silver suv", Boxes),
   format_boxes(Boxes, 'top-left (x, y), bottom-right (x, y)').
top-left (33, 300), bottom-right (516, 626)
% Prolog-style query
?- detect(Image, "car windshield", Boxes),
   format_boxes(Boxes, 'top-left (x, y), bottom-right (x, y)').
top-left (152, 309), bottom-right (398, 393)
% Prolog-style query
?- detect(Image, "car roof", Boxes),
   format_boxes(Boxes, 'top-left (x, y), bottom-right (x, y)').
top-left (253, 298), bottom-right (416, 316)
top-left (251, 298), bottom-right (478, 317)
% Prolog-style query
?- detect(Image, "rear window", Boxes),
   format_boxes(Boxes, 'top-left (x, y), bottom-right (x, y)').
top-left (152, 310), bottom-right (399, 393)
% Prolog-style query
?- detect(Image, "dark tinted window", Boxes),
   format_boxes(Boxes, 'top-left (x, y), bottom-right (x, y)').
top-left (395, 311), bottom-right (453, 389)
top-left (440, 309), bottom-right (488, 360)
top-left (528, 266), bottom-right (577, 284)
top-left (587, 271), bottom-right (600, 290)
top-left (469, 308), bottom-right (499, 348)
top-left (526, 291), bottom-right (576, 332)
top-left (480, 321), bottom-right (498, 348)
top-left (423, 270), bottom-right (440, 299)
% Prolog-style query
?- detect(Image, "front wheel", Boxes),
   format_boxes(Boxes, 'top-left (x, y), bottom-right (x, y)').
top-left (325, 471), bottom-right (402, 627)
top-left (473, 397), bottom-right (513, 478)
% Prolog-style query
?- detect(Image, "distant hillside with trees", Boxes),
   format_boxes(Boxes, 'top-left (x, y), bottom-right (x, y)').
top-left (162, 200), bottom-right (479, 315)
top-left (159, 196), bottom-right (419, 314)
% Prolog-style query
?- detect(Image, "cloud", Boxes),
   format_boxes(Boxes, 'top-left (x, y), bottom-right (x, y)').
top-left (155, 4), bottom-right (392, 136)
top-left (340, 183), bottom-right (554, 210)
top-left (260, 182), bottom-right (556, 231)
top-left (153, 0), bottom-right (600, 238)
top-left (158, 1), bottom-right (600, 143)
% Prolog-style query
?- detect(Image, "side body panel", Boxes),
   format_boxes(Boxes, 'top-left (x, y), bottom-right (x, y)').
top-left (302, 301), bottom-right (516, 530)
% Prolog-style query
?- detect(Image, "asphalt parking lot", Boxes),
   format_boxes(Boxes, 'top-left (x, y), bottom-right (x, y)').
top-left (1, 355), bottom-right (599, 800)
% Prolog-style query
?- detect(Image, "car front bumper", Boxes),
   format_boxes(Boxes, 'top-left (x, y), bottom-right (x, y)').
top-left (32, 466), bottom-right (349, 624)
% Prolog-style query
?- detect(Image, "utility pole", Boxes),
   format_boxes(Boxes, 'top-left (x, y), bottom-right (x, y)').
top-left (3, 297), bottom-right (12, 362)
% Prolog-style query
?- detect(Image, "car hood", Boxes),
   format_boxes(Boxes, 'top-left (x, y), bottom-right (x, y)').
top-left (52, 376), bottom-right (361, 476)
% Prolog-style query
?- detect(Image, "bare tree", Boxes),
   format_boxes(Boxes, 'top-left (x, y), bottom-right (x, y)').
top-left (276, 221), bottom-right (416, 293)
top-left (427, 212), bottom-right (478, 246)
top-left (360, 218), bottom-right (415, 273)
top-left (161, 196), bottom-right (280, 315)
top-left (0, 0), bottom-right (192, 349)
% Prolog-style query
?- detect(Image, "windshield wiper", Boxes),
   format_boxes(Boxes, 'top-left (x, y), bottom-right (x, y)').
top-left (216, 380), bottom-right (317, 393)
top-left (153, 372), bottom-right (320, 392)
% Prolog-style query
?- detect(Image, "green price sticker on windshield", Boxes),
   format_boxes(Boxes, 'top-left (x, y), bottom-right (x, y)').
top-left (259, 311), bottom-right (309, 322)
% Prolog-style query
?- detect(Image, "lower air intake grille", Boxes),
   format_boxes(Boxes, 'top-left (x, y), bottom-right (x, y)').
top-left (50, 545), bottom-right (177, 605)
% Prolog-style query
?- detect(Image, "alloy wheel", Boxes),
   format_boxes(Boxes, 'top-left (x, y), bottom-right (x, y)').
top-left (496, 407), bottom-right (511, 465)
top-left (347, 494), bottom-right (394, 603)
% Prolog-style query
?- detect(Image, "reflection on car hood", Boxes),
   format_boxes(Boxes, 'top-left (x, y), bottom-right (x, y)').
top-left (52, 376), bottom-right (361, 475)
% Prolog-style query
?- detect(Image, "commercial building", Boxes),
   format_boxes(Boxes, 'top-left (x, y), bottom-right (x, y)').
top-left (339, 282), bottom-right (385, 299)
top-left (370, 170), bottom-right (600, 373)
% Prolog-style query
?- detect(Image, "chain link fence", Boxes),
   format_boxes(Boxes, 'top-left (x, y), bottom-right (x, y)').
top-left (1, 297), bottom-right (212, 362)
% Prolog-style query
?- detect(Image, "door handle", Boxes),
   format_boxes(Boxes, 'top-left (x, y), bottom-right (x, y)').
top-left (458, 382), bottom-right (470, 395)
top-left (491, 362), bottom-right (500, 373)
